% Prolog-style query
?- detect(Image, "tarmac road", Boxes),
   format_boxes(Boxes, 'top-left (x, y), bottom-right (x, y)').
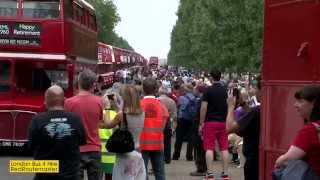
top-left (0, 145), bottom-right (244, 180)
top-left (0, 156), bottom-right (34, 180)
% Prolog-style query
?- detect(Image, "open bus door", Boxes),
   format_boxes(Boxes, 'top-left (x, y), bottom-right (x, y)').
top-left (0, 60), bottom-right (13, 95)
top-left (0, 59), bottom-right (14, 146)
top-left (66, 63), bottom-right (75, 97)
top-left (0, 59), bottom-right (76, 149)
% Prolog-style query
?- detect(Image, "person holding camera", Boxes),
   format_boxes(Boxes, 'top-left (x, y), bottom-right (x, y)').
top-left (99, 89), bottom-right (122, 180)
top-left (99, 85), bottom-right (146, 180)
top-left (112, 84), bottom-right (146, 180)
top-left (226, 76), bottom-right (261, 180)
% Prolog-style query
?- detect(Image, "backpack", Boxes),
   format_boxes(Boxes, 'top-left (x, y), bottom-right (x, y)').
top-left (184, 95), bottom-right (198, 120)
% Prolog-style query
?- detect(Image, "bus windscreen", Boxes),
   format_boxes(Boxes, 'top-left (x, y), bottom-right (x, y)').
top-left (32, 69), bottom-right (68, 91)
top-left (0, 61), bottom-right (11, 92)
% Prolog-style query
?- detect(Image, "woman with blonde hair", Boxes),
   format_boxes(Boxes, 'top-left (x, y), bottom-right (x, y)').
top-left (112, 84), bottom-right (146, 180)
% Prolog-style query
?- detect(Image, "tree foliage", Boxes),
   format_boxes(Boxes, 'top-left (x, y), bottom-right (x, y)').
top-left (168, 0), bottom-right (263, 72)
top-left (88, 0), bottom-right (133, 50)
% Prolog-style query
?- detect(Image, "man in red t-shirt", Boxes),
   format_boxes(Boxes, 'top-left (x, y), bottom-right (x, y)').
top-left (65, 69), bottom-right (105, 180)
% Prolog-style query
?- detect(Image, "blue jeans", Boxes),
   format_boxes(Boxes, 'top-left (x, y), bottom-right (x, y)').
top-left (142, 150), bottom-right (165, 180)
top-left (80, 152), bottom-right (103, 180)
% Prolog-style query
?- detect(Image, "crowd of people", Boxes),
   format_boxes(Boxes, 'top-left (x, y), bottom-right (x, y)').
top-left (27, 66), bottom-right (319, 180)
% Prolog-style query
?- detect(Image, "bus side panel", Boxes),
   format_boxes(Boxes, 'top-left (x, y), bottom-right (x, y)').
top-left (15, 112), bottom-right (36, 140)
top-left (113, 48), bottom-right (122, 69)
top-left (98, 43), bottom-right (113, 64)
top-left (64, 21), bottom-right (98, 62)
top-left (263, 1), bottom-right (317, 81)
top-left (0, 112), bottom-right (14, 140)
top-left (0, 21), bottom-right (65, 54)
top-left (261, 1), bottom-right (320, 180)
top-left (41, 21), bottom-right (65, 54)
top-left (260, 84), bottom-right (305, 179)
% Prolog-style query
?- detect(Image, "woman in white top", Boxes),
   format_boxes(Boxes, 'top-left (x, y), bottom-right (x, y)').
top-left (112, 85), bottom-right (146, 180)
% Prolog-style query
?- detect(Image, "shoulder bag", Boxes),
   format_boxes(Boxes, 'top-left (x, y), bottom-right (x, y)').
top-left (106, 113), bottom-right (135, 153)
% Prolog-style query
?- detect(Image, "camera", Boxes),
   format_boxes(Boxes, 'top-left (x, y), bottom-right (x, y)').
top-left (233, 88), bottom-right (240, 98)
top-left (107, 94), bottom-right (114, 100)
top-left (232, 88), bottom-right (241, 107)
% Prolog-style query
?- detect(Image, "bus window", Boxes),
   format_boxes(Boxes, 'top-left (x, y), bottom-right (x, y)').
top-left (64, 0), bottom-right (72, 19)
top-left (0, 62), bottom-right (11, 92)
top-left (32, 69), bottom-right (68, 91)
top-left (82, 9), bottom-right (87, 26)
top-left (23, 0), bottom-right (60, 19)
top-left (0, 0), bottom-right (17, 17)
top-left (74, 4), bottom-right (84, 24)
top-left (45, 70), bottom-right (68, 90)
top-left (89, 13), bottom-right (97, 30)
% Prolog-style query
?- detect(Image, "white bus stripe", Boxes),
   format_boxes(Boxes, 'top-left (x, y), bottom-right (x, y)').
top-left (0, 53), bottom-right (66, 60)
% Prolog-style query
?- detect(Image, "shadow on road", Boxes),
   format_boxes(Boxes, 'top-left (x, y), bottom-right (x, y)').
top-left (0, 147), bottom-right (32, 157)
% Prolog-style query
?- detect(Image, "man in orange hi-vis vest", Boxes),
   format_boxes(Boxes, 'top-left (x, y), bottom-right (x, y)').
top-left (140, 77), bottom-right (169, 180)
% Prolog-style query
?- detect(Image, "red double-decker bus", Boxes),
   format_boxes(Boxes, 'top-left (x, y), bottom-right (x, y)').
top-left (97, 42), bottom-right (114, 88)
top-left (260, 0), bottom-right (320, 179)
top-left (149, 56), bottom-right (159, 69)
top-left (113, 46), bottom-right (139, 69)
top-left (0, 0), bottom-right (97, 149)
top-left (97, 42), bottom-right (147, 87)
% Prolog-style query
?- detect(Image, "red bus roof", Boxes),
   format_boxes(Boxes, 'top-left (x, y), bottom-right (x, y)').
top-left (77, 0), bottom-right (95, 11)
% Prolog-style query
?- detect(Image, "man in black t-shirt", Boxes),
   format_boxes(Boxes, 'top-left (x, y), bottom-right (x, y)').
top-left (226, 77), bottom-right (261, 180)
top-left (199, 70), bottom-right (229, 179)
top-left (28, 85), bottom-right (86, 180)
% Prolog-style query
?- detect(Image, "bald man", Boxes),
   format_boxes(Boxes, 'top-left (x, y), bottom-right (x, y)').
top-left (28, 85), bottom-right (86, 180)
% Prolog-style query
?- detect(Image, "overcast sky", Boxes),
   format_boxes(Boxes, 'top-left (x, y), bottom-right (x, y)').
top-left (114, 0), bottom-right (179, 59)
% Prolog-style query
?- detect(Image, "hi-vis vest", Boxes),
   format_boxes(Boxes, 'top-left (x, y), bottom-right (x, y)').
top-left (99, 110), bottom-right (117, 164)
top-left (140, 97), bottom-right (169, 150)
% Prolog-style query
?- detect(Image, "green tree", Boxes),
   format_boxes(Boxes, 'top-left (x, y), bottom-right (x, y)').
top-left (168, 0), bottom-right (263, 72)
top-left (88, 0), bottom-right (133, 50)
top-left (168, 0), bottom-right (196, 68)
